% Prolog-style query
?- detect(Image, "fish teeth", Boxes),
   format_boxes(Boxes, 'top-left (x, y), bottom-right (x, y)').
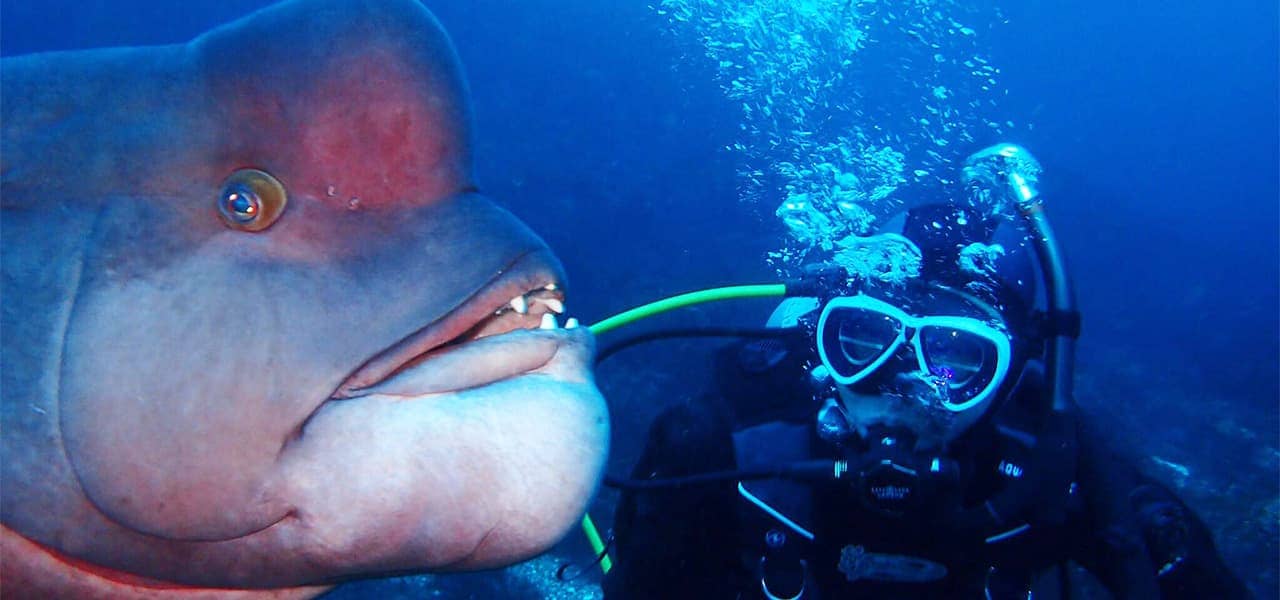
top-left (540, 313), bottom-right (559, 330)
top-left (538, 297), bottom-right (565, 314)
top-left (509, 295), bottom-right (528, 314)
top-left (565, 317), bottom-right (579, 330)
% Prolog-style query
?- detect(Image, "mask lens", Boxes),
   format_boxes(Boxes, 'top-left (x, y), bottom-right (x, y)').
top-left (918, 326), bottom-right (999, 404)
top-left (821, 307), bottom-right (901, 380)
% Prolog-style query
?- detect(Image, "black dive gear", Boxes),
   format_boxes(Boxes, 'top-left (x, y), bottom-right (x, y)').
top-left (603, 330), bottom-right (1249, 599)
top-left (603, 429), bottom-right (965, 514)
top-left (832, 425), bottom-right (962, 517)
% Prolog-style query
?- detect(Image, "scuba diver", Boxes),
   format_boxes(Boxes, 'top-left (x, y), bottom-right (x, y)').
top-left (597, 145), bottom-right (1249, 599)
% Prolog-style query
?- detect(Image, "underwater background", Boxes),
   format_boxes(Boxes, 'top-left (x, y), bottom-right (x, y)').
top-left (3, 0), bottom-right (1276, 597)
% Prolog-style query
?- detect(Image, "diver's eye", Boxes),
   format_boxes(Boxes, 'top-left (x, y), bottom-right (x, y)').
top-left (217, 169), bottom-right (287, 232)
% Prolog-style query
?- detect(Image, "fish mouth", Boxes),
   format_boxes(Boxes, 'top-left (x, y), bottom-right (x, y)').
top-left (332, 249), bottom-right (576, 399)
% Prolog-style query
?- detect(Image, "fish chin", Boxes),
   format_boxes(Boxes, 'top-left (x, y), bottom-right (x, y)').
top-left (266, 326), bottom-right (608, 579)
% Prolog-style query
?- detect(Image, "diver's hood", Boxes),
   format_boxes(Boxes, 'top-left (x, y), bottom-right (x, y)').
top-left (828, 201), bottom-right (1049, 448)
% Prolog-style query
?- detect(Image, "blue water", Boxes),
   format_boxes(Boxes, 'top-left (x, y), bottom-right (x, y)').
top-left (3, 0), bottom-right (1276, 597)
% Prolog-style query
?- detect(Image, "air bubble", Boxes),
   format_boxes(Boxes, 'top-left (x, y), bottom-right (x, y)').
top-left (652, 0), bottom-right (1007, 277)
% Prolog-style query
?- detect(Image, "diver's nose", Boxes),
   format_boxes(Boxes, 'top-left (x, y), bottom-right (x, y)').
top-left (891, 331), bottom-right (921, 362)
top-left (882, 335), bottom-right (945, 396)
top-left (877, 345), bottom-right (926, 390)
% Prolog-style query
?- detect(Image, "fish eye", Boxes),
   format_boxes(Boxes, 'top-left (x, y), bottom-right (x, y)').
top-left (217, 169), bottom-right (287, 232)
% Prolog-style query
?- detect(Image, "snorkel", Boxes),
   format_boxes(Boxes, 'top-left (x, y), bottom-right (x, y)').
top-left (962, 143), bottom-right (1080, 413)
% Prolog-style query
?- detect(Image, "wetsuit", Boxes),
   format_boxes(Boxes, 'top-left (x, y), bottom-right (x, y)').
top-left (602, 337), bottom-right (1249, 599)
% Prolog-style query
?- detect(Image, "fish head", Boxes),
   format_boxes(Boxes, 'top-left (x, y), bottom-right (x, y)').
top-left (0, 0), bottom-right (608, 590)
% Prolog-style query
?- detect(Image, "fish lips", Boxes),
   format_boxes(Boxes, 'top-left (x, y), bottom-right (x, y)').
top-left (332, 248), bottom-right (584, 400)
top-left (347, 327), bottom-right (590, 399)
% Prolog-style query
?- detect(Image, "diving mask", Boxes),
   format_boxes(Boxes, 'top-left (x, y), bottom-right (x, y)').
top-left (816, 293), bottom-right (1012, 413)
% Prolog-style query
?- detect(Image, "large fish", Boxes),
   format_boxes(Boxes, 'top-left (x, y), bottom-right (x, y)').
top-left (0, 0), bottom-right (609, 596)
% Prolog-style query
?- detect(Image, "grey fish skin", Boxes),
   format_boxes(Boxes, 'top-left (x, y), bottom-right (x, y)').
top-left (0, 0), bottom-right (609, 596)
